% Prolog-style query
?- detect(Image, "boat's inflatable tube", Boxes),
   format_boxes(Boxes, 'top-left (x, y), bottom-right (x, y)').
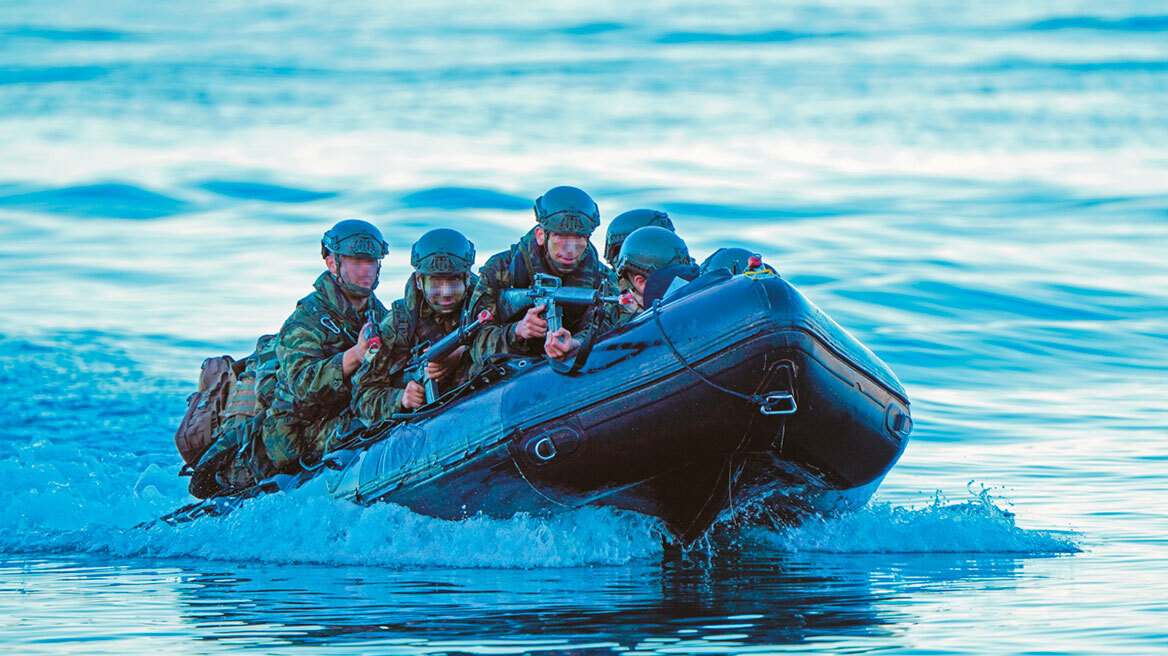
top-left (311, 272), bottom-right (911, 543)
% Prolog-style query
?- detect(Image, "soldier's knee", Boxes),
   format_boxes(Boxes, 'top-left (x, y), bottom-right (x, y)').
top-left (259, 414), bottom-right (302, 473)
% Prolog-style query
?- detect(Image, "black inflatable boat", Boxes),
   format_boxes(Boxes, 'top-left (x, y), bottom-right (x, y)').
top-left (161, 272), bottom-right (911, 545)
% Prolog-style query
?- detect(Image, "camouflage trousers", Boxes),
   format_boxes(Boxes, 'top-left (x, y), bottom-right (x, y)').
top-left (189, 406), bottom-right (347, 497)
top-left (257, 409), bottom-right (347, 475)
top-left (189, 413), bottom-right (265, 497)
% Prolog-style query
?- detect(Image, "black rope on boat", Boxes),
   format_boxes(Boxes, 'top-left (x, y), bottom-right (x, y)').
top-left (651, 300), bottom-right (763, 407)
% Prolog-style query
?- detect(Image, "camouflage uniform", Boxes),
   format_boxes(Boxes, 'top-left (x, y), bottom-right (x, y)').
top-left (468, 227), bottom-right (614, 364)
top-left (604, 296), bottom-right (642, 330)
top-left (352, 272), bottom-right (479, 424)
top-left (601, 261), bottom-right (620, 293)
top-left (258, 271), bottom-right (387, 473)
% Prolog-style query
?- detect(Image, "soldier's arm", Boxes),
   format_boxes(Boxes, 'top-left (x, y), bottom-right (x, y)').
top-left (276, 314), bottom-right (349, 409)
top-left (600, 300), bottom-right (635, 332)
top-left (351, 310), bottom-right (410, 423)
top-left (469, 255), bottom-right (518, 363)
top-left (341, 326), bottom-right (371, 378)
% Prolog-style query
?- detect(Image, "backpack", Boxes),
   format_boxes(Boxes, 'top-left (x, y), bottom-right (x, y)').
top-left (174, 355), bottom-right (236, 466)
top-left (184, 334), bottom-right (279, 497)
top-left (221, 334), bottom-right (278, 420)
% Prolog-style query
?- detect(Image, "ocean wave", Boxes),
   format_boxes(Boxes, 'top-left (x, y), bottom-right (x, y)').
top-left (1029, 16), bottom-right (1168, 32)
top-left (0, 439), bottom-right (662, 568)
top-left (0, 65), bottom-right (107, 85)
top-left (656, 30), bottom-right (849, 45)
top-left (199, 180), bottom-right (337, 203)
top-left (0, 430), bottom-right (1077, 569)
top-left (661, 201), bottom-right (853, 220)
top-left (560, 22), bottom-right (625, 36)
top-left (0, 183), bottom-right (189, 219)
top-left (127, 493), bottom-right (664, 569)
top-left (399, 186), bottom-right (531, 211)
top-left (979, 58), bottom-right (1168, 74)
top-left (1, 26), bottom-right (129, 41)
top-left (744, 488), bottom-right (1079, 555)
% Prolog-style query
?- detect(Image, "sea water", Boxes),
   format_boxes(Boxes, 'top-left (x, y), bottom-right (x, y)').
top-left (1, 1), bottom-right (1166, 653)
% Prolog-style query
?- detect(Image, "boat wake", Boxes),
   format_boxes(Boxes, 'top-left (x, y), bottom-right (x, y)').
top-left (1, 436), bottom-right (1078, 568)
top-left (733, 486), bottom-right (1080, 555)
top-left (0, 450), bottom-right (664, 568)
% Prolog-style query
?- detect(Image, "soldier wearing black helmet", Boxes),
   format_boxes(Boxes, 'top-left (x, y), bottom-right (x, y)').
top-left (256, 219), bottom-right (390, 474)
top-left (352, 229), bottom-right (480, 421)
top-left (699, 247), bottom-right (779, 277)
top-left (468, 185), bottom-right (614, 364)
top-left (608, 226), bottom-right (693, 326)
top-left (604, 209), bottom-right (676, 267)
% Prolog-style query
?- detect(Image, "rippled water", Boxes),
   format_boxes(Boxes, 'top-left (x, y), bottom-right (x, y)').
top-left (2, 1), bottom-right (1166, 653)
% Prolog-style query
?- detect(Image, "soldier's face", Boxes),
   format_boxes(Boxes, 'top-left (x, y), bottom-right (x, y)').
top-left (538, 229), bottom-right (588, 272)
top-left (420, 274), bottom-right (467, 315)
top-left (626, 273), bottom-right (648, 309)
top-left (329, 255), bottom-right (380, 290)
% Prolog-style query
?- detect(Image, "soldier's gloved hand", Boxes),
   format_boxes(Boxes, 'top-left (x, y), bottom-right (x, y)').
top-left (424, 345), bottom-right (467, 383)
top-left (355, 321), bottom-right (371, 351)
top-left (402, 380), bottom-right (427, 410)
top-left (545, 327), bottom-right (581, 361)
top-left (514, 304), bottom-right (548, 340)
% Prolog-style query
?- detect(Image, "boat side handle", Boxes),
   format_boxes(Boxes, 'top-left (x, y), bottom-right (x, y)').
top-left (532, 437), bottom-right (557, 461)
top-left (759, 393), bottom-right (797, 416)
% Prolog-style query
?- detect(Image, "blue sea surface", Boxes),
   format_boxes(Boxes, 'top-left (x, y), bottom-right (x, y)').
top-left (2, 1), bottom-right (1167, 654)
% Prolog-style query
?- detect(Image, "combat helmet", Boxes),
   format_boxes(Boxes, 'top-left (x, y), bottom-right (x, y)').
top-left (700, 247), bottom-right (775, 276)
top-left (321, 219), bottom-right (389, 297)
top-left (615, 226), bottom-right (691, 281)
top-left (410, 228), bottom-right (475, 275)
top-left (533, 186), bottom-right (600, 236)
top-left (321, 219), bottom-right (389, 260)
top-left (604, 209), bottom-right (675, 264)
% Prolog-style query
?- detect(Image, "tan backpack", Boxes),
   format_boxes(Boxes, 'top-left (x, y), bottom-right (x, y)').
top-left (175, 355), bottom-right (236, 466)
top-left (220, 334), bottom-right (278, 421)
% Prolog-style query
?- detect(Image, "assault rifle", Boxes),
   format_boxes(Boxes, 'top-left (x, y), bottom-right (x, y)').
top-left (364, 305), bottom-right (383, 352)
top-left (405, 309), bottom-right (493, 405)
top-left (498, 273), bottom-right (628, 334)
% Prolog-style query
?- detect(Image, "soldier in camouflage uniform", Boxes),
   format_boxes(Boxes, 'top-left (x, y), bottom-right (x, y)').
top-left (256, 219), bottom-right (390, 475)
top-left (468, 186), bottom-right (614, 365)
top-left (607, 226), bottom-right (693, 328)
top-left (352, 229), bottom-right (479, 423)
top-left (603, 209), bottom-right (678, 272)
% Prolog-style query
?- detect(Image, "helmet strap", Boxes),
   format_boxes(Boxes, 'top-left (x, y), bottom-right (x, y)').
top-left (532, 228), bottom-right (554, 271)
top-left (624, 273), bottom-right (646, 310)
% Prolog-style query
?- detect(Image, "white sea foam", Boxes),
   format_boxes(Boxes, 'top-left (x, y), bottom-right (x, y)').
top-left (0, 438), bottom-right (663, 568)
top-left (1, 436), bottom-right (1077, 569)
top-left (749, 490), bottom-right (1080, 555)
